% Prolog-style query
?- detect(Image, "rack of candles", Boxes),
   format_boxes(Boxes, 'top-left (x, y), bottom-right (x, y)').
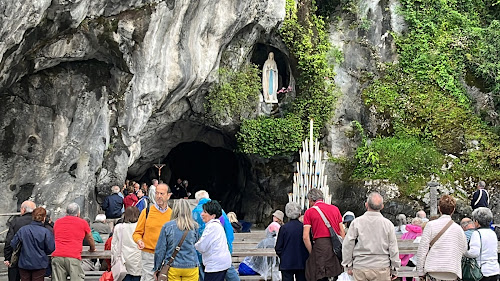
top-left (289, 119), bottom-right (331, 210)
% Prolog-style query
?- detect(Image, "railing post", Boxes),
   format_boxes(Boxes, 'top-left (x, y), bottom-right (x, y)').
top-left (428, 181), bottom-right (438, 217)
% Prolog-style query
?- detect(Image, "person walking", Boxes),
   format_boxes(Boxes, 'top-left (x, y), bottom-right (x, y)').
top-left (416, 195), bottom-right (467, 280)
top-left (195, 200), bottom-right (232, 281)
top-left (133, 183), bottom-right (172, 281)
top-left (192, 190), bottom-right (238, 281)
top-left (51, 203), bottom-right (96, 281)
top-left (342, 192), bottom-right (400, 281)
top-left (102, 185), bottom-right (124, 230)
top-left (10, 207), bottom-right (55, 281)
top-left (275, 202), bottom-right (309, 281)
top-left (135, 189), bottom-right (149, 213)
top-left (112, 206), bottom-right (142, 281)
top-left (302, 188), bottom-right (343, 281)
top-left (471, 181), bottom-right (489, 210)
top-left (123, 186), bottom-right (138, 209)
top-left (154, 199), bottom-right (199, 281)
top-left (4, 200), bottom-right (37, 281)
top-left (464, 207), bottom-right (499, 281)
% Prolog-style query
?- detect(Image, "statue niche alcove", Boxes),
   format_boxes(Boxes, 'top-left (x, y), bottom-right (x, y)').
top-left (251, 44), bottom-right (291, 105)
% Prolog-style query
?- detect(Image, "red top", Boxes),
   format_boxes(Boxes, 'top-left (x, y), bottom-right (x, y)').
top-left (52, 216), bottom-right (91, 260)
top-left (123, 193), bottom-right (138, 209)
top-left (303, 200), bottom-right (343, 239)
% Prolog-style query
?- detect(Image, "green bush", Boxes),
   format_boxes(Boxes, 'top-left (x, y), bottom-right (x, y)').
top-left (237, 116), bottom-right (304, 157)
top-left (205, 65), bottom-right (261, 123)
top-left (353, 136), bottom-right (445, 195)
top-left (354, 0), bottom-right (500, 191)
top-left (234, 0), bottom-right (338, 158)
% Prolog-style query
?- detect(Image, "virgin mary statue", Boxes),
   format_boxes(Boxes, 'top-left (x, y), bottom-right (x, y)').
top-left (262, 52), bottom-right (279, 104)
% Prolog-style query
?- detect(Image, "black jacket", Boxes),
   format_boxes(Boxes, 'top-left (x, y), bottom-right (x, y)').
top-left (102, 193), bottom-right (123, 219)
top-left (275, 219), bottom-right (309, 270)
top-left (471, 189), bottom-right (489, 209)
top-left (4, 213), bottom-right (33, 261)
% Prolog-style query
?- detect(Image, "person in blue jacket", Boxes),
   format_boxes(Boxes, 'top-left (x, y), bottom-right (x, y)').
top-left (11, 207), bottom-right (55, 280)
top-left (135, 188), bottom-right (149, 213)
top-left (192, 190), bottom-right (238, 281)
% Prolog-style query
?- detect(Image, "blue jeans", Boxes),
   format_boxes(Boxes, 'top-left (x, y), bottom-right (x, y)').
top-left (124, 275), bottom-right (141, 281)
top-left (225, 266), bottom-right (240, 281)
top-left (199, 265), bottom-right (239, 281)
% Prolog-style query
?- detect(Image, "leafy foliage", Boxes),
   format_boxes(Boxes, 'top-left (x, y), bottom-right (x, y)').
top-left (280, 0), bottom-right (337, 136)
top-left (205, 65), bottom-right (261, 123)
top-left (353, 136), bottom-right (445, 194)
top-left (235, 0), bottom-right (338, 157)
top-left (237, 116), bottom-right (304, 158)
top-left (353, 0), bottom-right (500, 190)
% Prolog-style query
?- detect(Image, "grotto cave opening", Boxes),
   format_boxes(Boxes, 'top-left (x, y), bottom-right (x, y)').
top-left (133, 141), bottom-right (245, 215)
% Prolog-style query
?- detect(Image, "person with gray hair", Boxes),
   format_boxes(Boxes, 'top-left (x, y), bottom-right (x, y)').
top-left (91, 214), bottom-right (111, 235)
top-left (149, 179), bottom-right (159, 205)
top-left (3, 200), bottom-right (37, 281)
top-left (416, 210), bottom-right (429, 223)
top-left (191, 190), bottom-right (238, 281)
top-left (275, 202), bottom-right (308, 281)
top-left (471, 181), bottom-right (489, 210)
top-left (102, 185), bottom-right (124, 231)
top-left (51, 202), bottom-right (95, 281)
top-left (303, 188), bottom-right (343, 281)
top-left (342, 192), bottom-right (400, 280)
top-left (395, 214), bottom-right (408, 235)
top-left (464, 207), bottom-right (499, 280)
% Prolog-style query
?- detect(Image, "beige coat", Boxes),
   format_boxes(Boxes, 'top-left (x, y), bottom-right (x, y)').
top-left (112, 222), bottom-right (142, 276)
top-left (342, 211), bottom-right (400, 275)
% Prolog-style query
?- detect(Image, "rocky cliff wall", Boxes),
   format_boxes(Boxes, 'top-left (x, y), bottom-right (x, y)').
top-left (0, 0), bottom-right (285, 223)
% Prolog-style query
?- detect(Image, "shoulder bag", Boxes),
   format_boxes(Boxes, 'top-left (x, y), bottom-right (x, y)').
top-left (157, 230), bottom-right (189, 281)
top-left (462, 231), bottom-right (483, 281)
top-left (10, 240), bottom-right (22, 267)
top-left (312, 206), bottom-right (343, 261)
top-left (111, 227), bottom-right (127, 281)
top-left (429, 220), bottom-right (454, 247)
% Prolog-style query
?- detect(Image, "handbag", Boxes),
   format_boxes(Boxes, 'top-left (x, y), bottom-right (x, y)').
top-left (100, 271), bottom-right (114, 281)
top-left (157, 230), bottom-right (189, 281)
top-left (111, 228), bottom-right (127, 281)
top-left (462, 231), bottom-right (483, 281)
top-left (312, 206), bottom-right (343, 261)
top-left (10, 241), bottom-right (22, 267)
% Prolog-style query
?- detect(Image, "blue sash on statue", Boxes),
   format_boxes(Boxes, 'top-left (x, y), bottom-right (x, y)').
top-left (269, 71), bottom-right (274, 97)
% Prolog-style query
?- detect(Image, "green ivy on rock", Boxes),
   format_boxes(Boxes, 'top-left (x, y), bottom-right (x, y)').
top-left (353, 0), bottom-right (500, 191)
top-left (234, 0), bottom-right (338, 158)
top-left (205, 65), bottom-right (261, 123)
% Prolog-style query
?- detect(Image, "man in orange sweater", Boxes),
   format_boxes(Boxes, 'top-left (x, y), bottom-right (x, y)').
top-left (133, 183), bottom-right (172, 281)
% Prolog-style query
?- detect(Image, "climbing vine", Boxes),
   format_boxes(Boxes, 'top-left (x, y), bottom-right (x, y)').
top-left (205, 65), bottom-right (261, 124)
top-left (353, 0), bottom-right (500, 190)
top-left (235, 0), bottom-right (338, 157)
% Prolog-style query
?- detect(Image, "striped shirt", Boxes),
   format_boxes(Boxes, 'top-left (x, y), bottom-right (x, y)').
top-left (416, 215), bottom-right (467, 279)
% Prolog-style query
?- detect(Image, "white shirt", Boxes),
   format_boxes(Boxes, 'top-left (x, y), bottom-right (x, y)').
top-left (195, 219), bottom-right (231, 272)
top-left (465, 228), bottom-right (500, 277)
top-left (149, 185), bottom-right (157, 205)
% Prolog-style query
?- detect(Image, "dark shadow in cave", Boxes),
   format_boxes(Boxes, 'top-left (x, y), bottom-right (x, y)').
top-left (135, 141), bottom-right (244, 214)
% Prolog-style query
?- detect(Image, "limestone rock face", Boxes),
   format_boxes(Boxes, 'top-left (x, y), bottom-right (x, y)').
top-left (0, 0), bottom-right (286, 223)
top-left (323, 0), bottom-right (409, 213)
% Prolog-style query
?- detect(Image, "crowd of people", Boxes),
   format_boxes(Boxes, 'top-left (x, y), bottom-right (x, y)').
top-left (2, 179), bottom-right (498, 281)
